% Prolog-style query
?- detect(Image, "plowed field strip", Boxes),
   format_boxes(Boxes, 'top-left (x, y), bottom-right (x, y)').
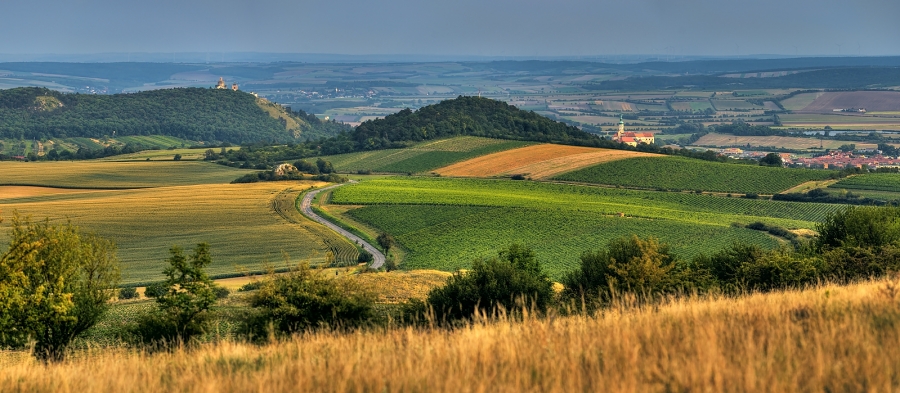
top-left (434, 144), bottom-right (653, 178)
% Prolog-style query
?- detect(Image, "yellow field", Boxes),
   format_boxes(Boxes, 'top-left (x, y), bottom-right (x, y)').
top-left (434, 144), bottom-right (657, 179)
top-left (0, 161), bottom-right (253, 188)
top-left (0, 182), bottom-right (359, 283)
top-left (98, 147), bottom-right (239, 161)
top-left (0, 186), bottom-right (103, 199)
top-left (2, 278), bottom-right (898, 392)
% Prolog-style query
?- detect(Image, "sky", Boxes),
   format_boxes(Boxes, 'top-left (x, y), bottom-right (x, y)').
top-left (3, 0), bottom-right (899, 58)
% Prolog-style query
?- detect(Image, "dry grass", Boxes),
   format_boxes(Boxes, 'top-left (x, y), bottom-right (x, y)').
top-left (0, 161), bottom-right (253, 188)
top-left (0, 186), bottom-right (104, 200)
top-left (2, 278), bottom-right (898, 392)
top-left (435, 144), bottom-right (656, 179)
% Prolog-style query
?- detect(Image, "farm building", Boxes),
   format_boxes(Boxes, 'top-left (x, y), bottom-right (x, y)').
top-left (612, 115), bottom-right (654, 146)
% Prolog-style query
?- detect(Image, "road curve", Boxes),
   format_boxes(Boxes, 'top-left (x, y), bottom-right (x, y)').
top-left (299, 181), bottom-right (386, 269)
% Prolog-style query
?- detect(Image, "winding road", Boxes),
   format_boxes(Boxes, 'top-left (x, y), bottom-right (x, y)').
top-left (299, 181), bottom-right (386, 269)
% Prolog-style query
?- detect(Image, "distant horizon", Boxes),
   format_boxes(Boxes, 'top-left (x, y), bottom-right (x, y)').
top-left (2, 52), bottom-right (899, 65)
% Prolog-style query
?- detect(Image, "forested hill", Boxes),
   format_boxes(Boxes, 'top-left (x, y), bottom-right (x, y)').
top-left (329, 96), bottom-right (599, 152)
top-left (0, 87), bottom-right (333, 143)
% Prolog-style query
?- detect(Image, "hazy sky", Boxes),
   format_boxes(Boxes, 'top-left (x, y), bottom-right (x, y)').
top-left (3, 0), bottom-right (899, 57)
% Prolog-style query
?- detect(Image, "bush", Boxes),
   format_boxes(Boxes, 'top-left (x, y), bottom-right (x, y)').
top-left (0, 214), bottom-right (120, 362)
top-left (357, 250), bottom-right (373, 263)
top-left (241, 263), bottom-right (377, 340)
top-left (213, 285), bottom-right (230, 300)
top-left (817, 206), bottom-right (900, 250)
top-left (118, 287), bottom-right (139, 300)
top-left (737, 251), bottom-right (822, 291)
top-left (238, 281), bottom-right (262, 292)
top-left (131, 243), bottom-right (217, 346)
top-left (562, 236), bottom-right (684, 309)
top-left (144, 282), bottom-right (167, 298)
top-left (425, 244), bottom-right (554, 323)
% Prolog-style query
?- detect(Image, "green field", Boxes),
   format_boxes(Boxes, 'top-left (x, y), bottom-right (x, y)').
top-left (329, 177), bottom-right (844, 278)
top-left (710, 99), bottom-right (763, 111)
top-left (0, 161), bottom-right (253, 188)
top-left (315, 136), bottom-right (531, 173)
top-left (830, 173), bottom-right (900, 193)
top-left (553, 156), bottom-right (834, 194)
top-left (780, 92), bottom-right (824, 111)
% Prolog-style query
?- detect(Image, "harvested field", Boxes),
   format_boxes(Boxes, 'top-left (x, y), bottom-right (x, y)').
top-left (0, 186), bottom-right (104, 200)
top-left (434, 144), bottom-right (657, 179)
top-left (0, 161), bottom-right (253, 188)
top-left (780, 92), bottom-right (825, 111)
top-left (693, 133), bottom-right (871, 150)
top-left (799, 91), bottom-right (900, 113)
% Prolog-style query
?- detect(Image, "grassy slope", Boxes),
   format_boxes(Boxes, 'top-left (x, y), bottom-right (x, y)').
top-left (554, 156), bottom-right (834, 194)
top-left (329, 177), bottom-right (843, 278)
top-left (315, 136), bottom-right (532, 173)
top-left (3, 278), bottom-right (898, 392)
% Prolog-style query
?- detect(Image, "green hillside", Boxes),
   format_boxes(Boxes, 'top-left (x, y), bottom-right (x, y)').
top-left (329, 177), bottom-right (844, 278)
top-left (0, 87), bottom-right (332, 144)
top-left (316, 136), bottom-right (531, 173)
top-left (554, 156), bottom-right (835, 194)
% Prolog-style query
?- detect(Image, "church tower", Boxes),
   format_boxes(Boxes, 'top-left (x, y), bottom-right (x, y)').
top-left (617, 114), bottom-right (625, 139)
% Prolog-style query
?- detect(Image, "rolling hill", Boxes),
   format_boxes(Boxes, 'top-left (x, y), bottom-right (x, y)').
top-left (0, 87), bottom-right (335, 145)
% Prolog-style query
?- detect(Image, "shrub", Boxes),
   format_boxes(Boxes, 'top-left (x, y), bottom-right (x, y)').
top-left (0, 214), bottom-right (120, 362)
top-left (238, 281), bottom-right (262, 292)
top-left (241, 263), bottom-right (376, 340)
top-left (562, 236), bottom-right (683, 309)
top-left (425, 244), bottom-right (554, 323)
top-left (144, 282), bottom-right (166, 298)
top-left (213, 285), bottom-right (230, 300)
top-left (817, 206), bottom-right (900, 250)
top-left (357, 250), bottom-right (373, 263)
top-left (131, 243), bottom-right (217, 346)
top-left (118, 287), bottom-right (139, 300)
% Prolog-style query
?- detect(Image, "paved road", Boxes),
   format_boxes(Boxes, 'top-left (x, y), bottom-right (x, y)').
top-left (299, 181), bottom-right (386, 269)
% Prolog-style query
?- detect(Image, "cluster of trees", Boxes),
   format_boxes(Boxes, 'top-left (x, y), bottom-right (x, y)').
top-left (0, 87), bottom-right (319, 144)
top-left (230, 159), bottom-right (345, 183)
top-left (713, 122), bottom-right (788, 137)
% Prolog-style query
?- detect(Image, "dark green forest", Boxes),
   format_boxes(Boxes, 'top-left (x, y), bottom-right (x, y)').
top-left (0, 87), bottom-right (324, 143)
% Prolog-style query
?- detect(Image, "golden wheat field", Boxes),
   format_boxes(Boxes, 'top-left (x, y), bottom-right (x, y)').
top-left (434, 144), bottom-right (656, 179)
top-left (2, 278), bottom-right (898, 392)
top-left (0, 161), bottom-right (254, 188)
top-left (0, 181), bottom-right (359, 283)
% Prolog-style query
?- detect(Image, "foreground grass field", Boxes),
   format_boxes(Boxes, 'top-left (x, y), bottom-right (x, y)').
top-left (3, 278), bottom-right (898, 392)
top-left (0, 161), bottom-right (253, 188)
top-left (555, 156), bottom-right (834, 194)
top-left (329, 177), bottom-right (844, 277)
top-left (0, 182), bottom-right (358, 284)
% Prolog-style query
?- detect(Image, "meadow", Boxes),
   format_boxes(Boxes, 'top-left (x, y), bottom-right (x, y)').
top-left (554, 156), bottom-right (834, 194)
top-left (315, 136), bottom-right (531, 173)
top-left (329, 177), bottom-right (844, 278)
top-left (3, 277), bottom-right (898, 392)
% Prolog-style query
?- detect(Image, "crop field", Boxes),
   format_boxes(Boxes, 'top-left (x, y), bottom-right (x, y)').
top-left (830, 173), bottom-right (900, 193)
top-left (330, 177), bottom-right (843, 278)
top-left (0, 182), bottom-right (358, 284)
top-left (800, 91), bottom-right (900, 113)
top-left (114, 135), bottom-right (187, 149)
top-left (710, 99), bottom-right (763, 111)
top-left (97, 147), bottom-right (234, 161)
top-left (780, 92), bottom-right (826, 111)
top-left (669, 101), bottom-right (714, 112)
top-left (778, 113), bottom-right (900, 130)
top-left (0, 161), bottom-right (253, 188)
top-left (434, 144), bottom-right (657, 179)
top-left (554, 156), bottom-right (834, 194)
top-left (693, 133), bottom-right (858, 150)
top-left (316, 136), bottom-right (531, 173)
